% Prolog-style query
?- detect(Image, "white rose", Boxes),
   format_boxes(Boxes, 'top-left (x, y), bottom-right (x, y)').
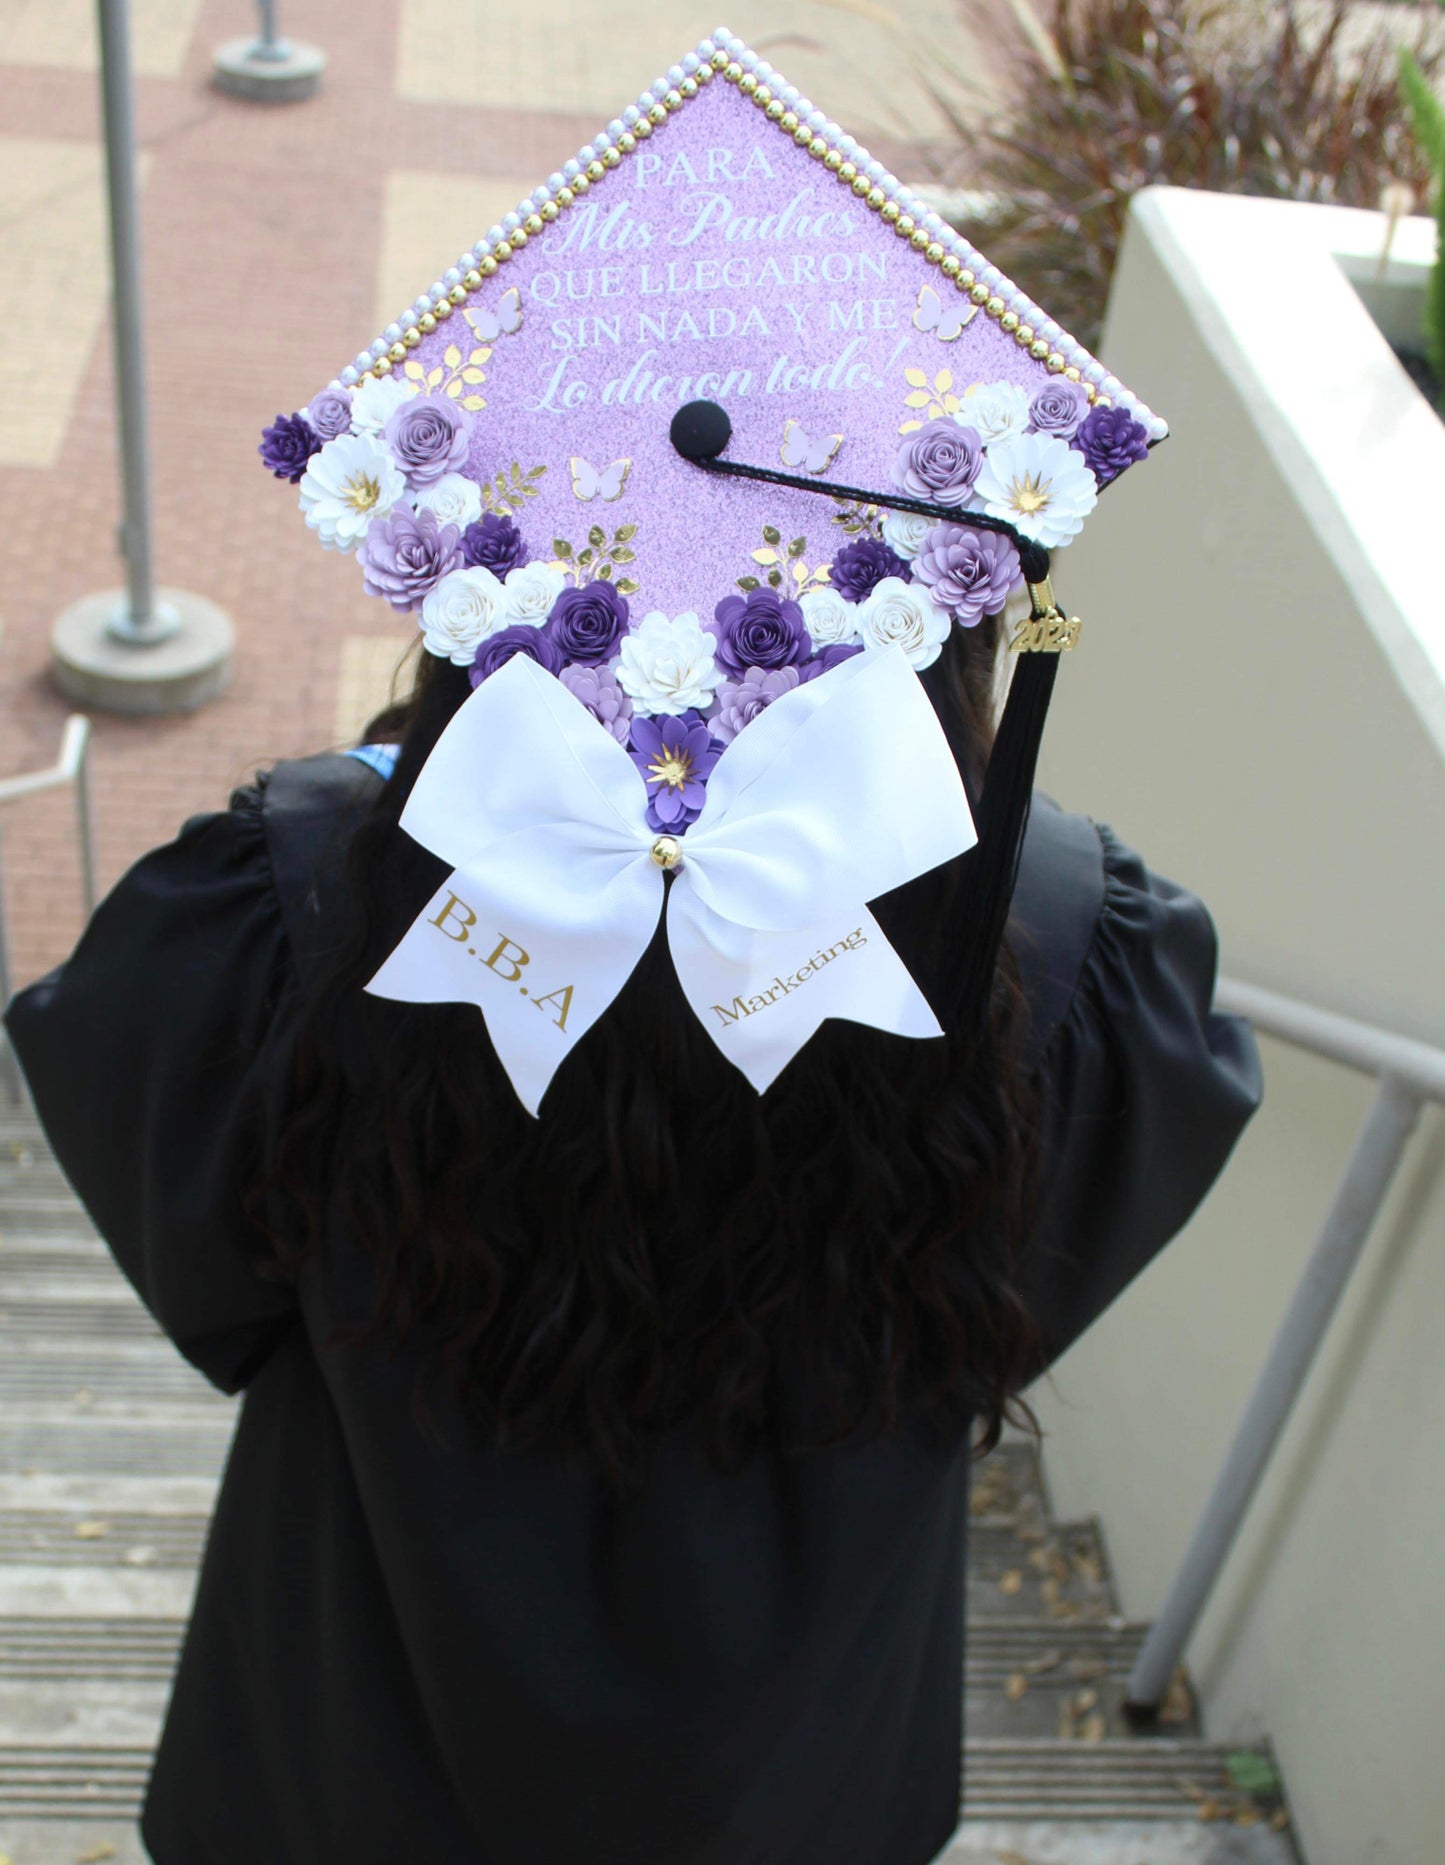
top-left (856, 576), bottom-right (952, 671)
top-left (414, 472), bottom-right (482, 532)
top-left (419, 565), bottom-right (508, 664)
top-left (799, 585), bottom-right (861, 649)
top-left (953, 380), bottom-right (1031, 446)
top-left (298, 433), bottom-right (407, 553)
top-left (879, 510), bottom-right (934, 561)
top-left (349, 372), bottom-right (420, 439)
top-left (616, 611), bottom-right (724, 716)
top-left (497, 560), bottom-right (567, 628)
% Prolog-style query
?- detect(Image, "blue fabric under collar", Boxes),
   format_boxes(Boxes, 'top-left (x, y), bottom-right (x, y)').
top-left (346, 743), bottom-right (400, 782)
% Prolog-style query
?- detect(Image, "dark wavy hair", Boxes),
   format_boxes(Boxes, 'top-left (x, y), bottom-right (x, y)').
top-left (258, 619), bottom-right (1045, 1490)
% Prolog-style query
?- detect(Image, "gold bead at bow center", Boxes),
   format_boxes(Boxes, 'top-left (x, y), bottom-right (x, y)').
top-left (650, 837), bottom-right (683, 870)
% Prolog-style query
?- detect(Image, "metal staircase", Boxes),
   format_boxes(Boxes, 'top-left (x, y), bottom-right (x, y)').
top-left (0, 1107), bottom-right (1304, 1865)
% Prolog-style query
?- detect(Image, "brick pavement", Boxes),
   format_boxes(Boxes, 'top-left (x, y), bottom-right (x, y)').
top-left (0, 0), bottom-right (945, 988)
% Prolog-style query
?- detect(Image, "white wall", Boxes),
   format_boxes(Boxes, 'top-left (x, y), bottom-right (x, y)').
top-left (1027, 188), bottom-right (1445, 1865)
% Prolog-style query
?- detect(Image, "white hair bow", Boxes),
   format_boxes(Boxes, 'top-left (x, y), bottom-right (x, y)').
top-left (365, 646), bottom-right (976, 1115)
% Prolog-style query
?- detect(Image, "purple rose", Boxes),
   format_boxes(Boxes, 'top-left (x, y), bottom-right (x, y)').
top-left (912, 524), bottom-right (1021, 628)
top-left (468, 624), bottom-right (564, 689)
top-left (357, 504), bottom-right (463, 612)
top-left (798, 642), bottom-right (865, 681)
top-left (1027, 380), bottom-right (1090, 441)
top-left (559, 662), bottom-right (633, 743)
top-left (546, 581), bottom-right (629, 665)
top-left (1074, 405), bottom-right (1150, 486)
top-left (384, 393), bottom-right (471, 487)
top-left (710, 586), bottom-right (809, 677)
top-left (307, 389), bottom-right (353, 443)
top-left (829, 536), bottom-right (911, 603)
top-left (461, 512), bottom-right (529, 578)
top-left (709, 666), bottom-right (802, 744)
top-left (891, 417), bottom-right (983, 507)
top-left (629, 712), bottom-right (721, 831)
top-left (258, 412), bottom-right (320, 483)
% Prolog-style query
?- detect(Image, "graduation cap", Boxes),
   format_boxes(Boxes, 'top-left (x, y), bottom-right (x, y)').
top-left (259, 26), bottom-right (1164, 1111)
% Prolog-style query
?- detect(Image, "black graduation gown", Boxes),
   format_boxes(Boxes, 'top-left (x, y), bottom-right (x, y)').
top-left (3, 755), bottom-right (1260, 1865)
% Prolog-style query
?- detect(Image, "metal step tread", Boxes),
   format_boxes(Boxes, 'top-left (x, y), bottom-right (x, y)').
top-left (0, 1511), bottom-right (206, 1570)
top-left (0, 1303), bottom-right (159, 1338)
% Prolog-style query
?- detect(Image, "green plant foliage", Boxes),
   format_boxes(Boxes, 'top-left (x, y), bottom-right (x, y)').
top-left (1399, 47), bottom-right (1445, 397)
top-left (924, 0), bottom-right (1445, 350)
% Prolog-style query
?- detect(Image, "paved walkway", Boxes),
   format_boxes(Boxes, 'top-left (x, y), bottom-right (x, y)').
top-left (0, 0), bottom-right (963, 984)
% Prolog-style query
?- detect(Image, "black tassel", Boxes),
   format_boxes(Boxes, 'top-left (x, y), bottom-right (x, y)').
top-left (951, 542), bottom-right (1067, 1042)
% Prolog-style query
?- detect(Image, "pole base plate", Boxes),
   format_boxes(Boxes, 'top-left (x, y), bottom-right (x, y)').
top-left (211, 37), bottom-right (325, 103)
top-left (51, 589), bottom-right (235, 716)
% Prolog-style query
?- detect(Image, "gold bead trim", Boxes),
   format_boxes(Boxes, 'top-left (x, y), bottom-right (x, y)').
top-left (357, 43), bottom-right (1106, 409)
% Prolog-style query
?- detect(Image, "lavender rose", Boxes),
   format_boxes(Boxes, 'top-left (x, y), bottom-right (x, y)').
top-left (559, 662), bottom-right (633, 744)
top-left (357, 504), bottom-right (463, 612)
top-left (258, 412), bottom-right (320, 483)
top-left (468, 623), bottom-right (564, 689)
top-left (912, 524), bottom-right (1021, 628)
top-left (891, 417), bottom-right (983, 507)
top-left (710, 586), bottom-right (809, 677)
top-left (1027, 380), bottom-right (1090, 441)
top-left (546, 580), bottom-right (629, 665)
top-left (1074, 405), bottom-right (1150, 486)
top-left (384, 393), bottom-right (471, 487)
top-left (306, 389), bottom-right (353, 443)
top-left (710, 666), bottom-right (802, 743)
top-left (798, 642), bottom-right (865, 681)
top-left (829, 536), bottom-right (911, 603)
top-left (629, 712), bottom-right (720, 831)
top-left (460, 512), bottom-right (528, 578)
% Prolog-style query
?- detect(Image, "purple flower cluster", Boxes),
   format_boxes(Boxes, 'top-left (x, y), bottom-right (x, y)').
top-left (306, 390), bottom-right (353, 443)
top-left (384, 394), bottom-right (471, 486)
top-left (891, 417), bottom-right (983, 507)
top-left (710, 586), bottom-right (809, 677)
top-left (1027, 380), bottom-right (1090, 441)
top-left (629, 712), bottom-right (721, 831)
top-left (258, 412), bottom-right (320, 484)
top-left (468, 625), bottom-right (564, 690)
top-left (546, 580), bottom-right (629, 664)
top-left (829, 536), bottom-right (910, 603)
top-left (1073, 405), bottom-right (1150, 486)
top-left (461, 512), bottom-right (528, 578)
top-left (357, 505), bottom-right (462, 612)
top-left (912, 524), bottom-right (1021, 628)
top-left (711, 666), bottom-right (802, 744)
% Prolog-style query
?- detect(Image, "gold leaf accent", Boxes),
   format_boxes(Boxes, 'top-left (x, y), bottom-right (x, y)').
top-left (752, 548), bottom-right (780, 566)
top-left (787, 537), bottom-right (805, 557)
top-left (426, 367), bottom-right (443, 389)
top-left (598, 562), bottom-right (614, 580)
top-left (460, 395), bottom-right (486, 412)
top-left (461, 367), bottom-right (486, 384)
top-left (403, 360), bottom-right (426, 381)
top-left (737, 575), bottom-right (761, 591)
top-left (468, 347), bottom-right (491, 366)
top-left (587, 524), bottom-right (606, 548)
top-left (615, 523), bottom-right (638, 542)
top-left (444, 344), bottom-right (462, 369)
top-left (899, 419), bottom-right (923, 433)
top-left (903, 391), bottom-right (931, 409)
top-left (761, 524), bottom-right (781, 545)
top-left (553, 539), bottom-right (573, 558)
top-left (616, 577), bottom-right (640, 595)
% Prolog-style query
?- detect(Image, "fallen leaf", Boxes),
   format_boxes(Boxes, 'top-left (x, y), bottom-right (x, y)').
top-left (1003, 1672), bottom-right (1029, 1701)
top-left (123, 1546), bottom-right (157, 1566)
top-left (73, 1520), bottom-right (110, 1539)
top-left (77, 1846), bottom-right (118, 1862)
top-left (1195, 1798), bottom-right (1223, 1822)
top-left (1225, 1751), bottom-right (1281, 1798)
top-left (996, 1852), bottom-right (1034, 1865)
top-left (1231, 1807), bottom-right (1262, 1826)
top-left (1022, 1649), bottom-right (1062, 1676)
top-left (1079, 1712), bottom-right (1107, 1742)
top-left (1270, 1809), bottom-right (1292, 1831)
top-left (1026, 1547), bottom-right (1051, 1572)
top-left (1072, 1687), bottom-right (1099, 1714)
top-left (998, 1569), bottom-right (1024, 1596)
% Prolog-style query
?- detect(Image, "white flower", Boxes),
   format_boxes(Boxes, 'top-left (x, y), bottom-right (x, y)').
top-left (972, 432), bottom-right (1098, 548)
top-left (799, 585), bottom-right (861, 650)
top-left (414, 472), bottom-right (482, 532)
top-left (953, 380), bottom-right (1031, 446)
top-left (497, 560), bottom-right (567, 628)
top-left (879, 509), bottom-right (934, 561)
top-left (298, 433), bottom-right (407, 553)
top-left (419, 565), bottom-right (508, 664)
top-left (856, 576), bottom-right (952, 671)
top-left (349, 372), bottom-right (419, 438)
top-left (616, 611), bottom-right (724, 716)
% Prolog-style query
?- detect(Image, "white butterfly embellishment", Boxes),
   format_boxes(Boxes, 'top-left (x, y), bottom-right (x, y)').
top-left (570, 457), bottom-right (631, 502)
top-left (779, 420), bottom-right (843, 476)
top-left (464, 289), bottom-right (523, 341)
top-left (912, 284), bottom-right (977, 343)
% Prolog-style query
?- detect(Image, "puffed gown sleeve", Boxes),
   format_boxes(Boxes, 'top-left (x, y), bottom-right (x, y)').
top-left (1009, 805), bottom-right (1263, 1383)
top-left (3, 782), bottom-right (302, 1394)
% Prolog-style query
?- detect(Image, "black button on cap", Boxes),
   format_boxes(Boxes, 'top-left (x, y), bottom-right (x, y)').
top-left (670, 399), bottom-right (732, 462)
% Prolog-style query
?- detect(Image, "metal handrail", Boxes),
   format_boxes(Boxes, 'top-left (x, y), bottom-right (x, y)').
top-left (1126, 972), bottom-right (1445, 1713)
top-left (0, 716), bottom-right (96, 1101)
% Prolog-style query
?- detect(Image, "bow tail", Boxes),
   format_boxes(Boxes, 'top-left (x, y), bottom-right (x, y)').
top-left (666, 891), bottom-right (944, 1094)
top-left (366, 850), bottom-right (661, 1116)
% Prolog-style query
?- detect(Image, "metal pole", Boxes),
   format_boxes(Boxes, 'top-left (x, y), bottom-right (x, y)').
top-left (252, 0), bottom-right (292, 62)
top-left (0, 821), bottom-right (19, 1104)
top-left (1126, 1072), bottom-right (1424, 1711)
top-left (95, 0), bottom-right (178, 646)
top-left (73, 728), bottom-right (97, 916)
